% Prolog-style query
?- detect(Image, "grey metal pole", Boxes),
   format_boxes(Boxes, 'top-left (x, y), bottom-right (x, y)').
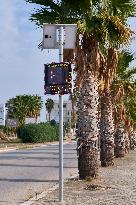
top-left (59, 26), bottom-right (64, 203)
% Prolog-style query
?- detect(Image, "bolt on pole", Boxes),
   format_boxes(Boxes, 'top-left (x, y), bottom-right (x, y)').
top-left (59, 26), bottom-right (64, 203)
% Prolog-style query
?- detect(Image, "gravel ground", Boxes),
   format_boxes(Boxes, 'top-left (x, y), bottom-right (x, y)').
top-left (31, 149), bottom-right (136, 205)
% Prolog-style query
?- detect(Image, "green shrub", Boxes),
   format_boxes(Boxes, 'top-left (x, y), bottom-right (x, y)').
top-left (50, 119), bottom-right (56, 126)
top-left (0, 125), bottom-right (5, 130)
top-left (17, 122), bottom-right (59, 143)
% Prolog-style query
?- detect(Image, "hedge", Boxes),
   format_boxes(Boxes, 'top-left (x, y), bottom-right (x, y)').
top-left (17, 122), bottom-right (59, 143)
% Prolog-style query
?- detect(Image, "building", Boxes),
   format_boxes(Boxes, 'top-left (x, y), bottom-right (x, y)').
top-left (46, 100), bottom-right (72, 123)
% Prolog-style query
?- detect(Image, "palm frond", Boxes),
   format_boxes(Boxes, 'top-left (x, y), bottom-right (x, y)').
top-left (117, 50), bottom-right (135, 78)
top-left (110, 0), bottom-right (136, 18)
top-left (123, 67), bottom-right (136, 79)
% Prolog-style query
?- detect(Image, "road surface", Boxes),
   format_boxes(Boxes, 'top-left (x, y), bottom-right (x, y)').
top-left (0, 141), bottom-right (78, 205)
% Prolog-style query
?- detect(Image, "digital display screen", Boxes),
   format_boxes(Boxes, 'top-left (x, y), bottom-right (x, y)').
top-left (44, 63), bottom-right (72, 95)
top-left (44, 63), bottom-right (71, 86)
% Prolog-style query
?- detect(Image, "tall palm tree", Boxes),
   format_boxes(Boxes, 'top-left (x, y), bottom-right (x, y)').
top-left (25, 0), bottom-right (136, 178)
top-left (99, 48), bottom-right (118, 166)
top-left (45, 98), bottom-right (54, 122)
top-left (123, 85), bottom-right (136, 150)
top-left (112, 51), bottom-right (136, 157)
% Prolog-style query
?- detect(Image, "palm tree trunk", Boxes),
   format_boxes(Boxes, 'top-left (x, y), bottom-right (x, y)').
top-left (124, 131), bottom-right (130, 153)
top-left (35, 116), bottom-right (38, 123)
top-left (49, 113), bottom-right (50, 122)
top-left (114, 125), bottom-right (125, 158)
top-left (129, 131), bottom-right (135, 150)
top-left (100, 88), bottom-right (114, 166)
top-left (75, 35), bottom-right (102, 179)
top-left (77, 74), bottom-right (99, 179)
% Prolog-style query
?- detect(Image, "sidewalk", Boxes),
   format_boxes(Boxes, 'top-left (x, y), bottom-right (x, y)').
top-left (30, 149), bottom-right (136, 205)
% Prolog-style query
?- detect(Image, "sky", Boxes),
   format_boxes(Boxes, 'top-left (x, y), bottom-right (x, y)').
top-left (0, 1), bottom-right (136, 121)
top-left (0, 0), bottom-right (60, 103)
top-left (0, 0), bottom-right (61, 121)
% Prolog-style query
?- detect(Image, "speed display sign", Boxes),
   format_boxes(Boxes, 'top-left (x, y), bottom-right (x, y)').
top-left (44, 63), bottom-right (72, 95)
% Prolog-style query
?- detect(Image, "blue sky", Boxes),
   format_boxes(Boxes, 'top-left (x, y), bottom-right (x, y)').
top-left (0, 0), bottom-right (58, 121)
top-left (0, 1), bottom-right (136, 117)
top-left (0, 0), bottom-right (59, 105)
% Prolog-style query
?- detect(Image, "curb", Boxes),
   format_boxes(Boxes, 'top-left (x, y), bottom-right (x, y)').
top-left (0, 148), bottom-right (16, 153)
top-left (0, 143), bottom-right (58, 153)
top-left (20, 184), bottom-right (59, 205)
top-left (21, 174), bottom-right (78, 205)
top-left (0, 141), bottom-right (75, 153)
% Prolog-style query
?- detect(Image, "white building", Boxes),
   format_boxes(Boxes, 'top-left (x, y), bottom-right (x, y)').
top-left (0, 104), bottom-right (5, 126)
top-left (46, 100), bottom-right (72, 123)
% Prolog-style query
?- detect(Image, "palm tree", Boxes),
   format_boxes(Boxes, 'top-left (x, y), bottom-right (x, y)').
top-left (27, 95), bottom-right (43, 122)
top-left (45, 98), bottom-right (54, 122)
top-left (112, 51), bottom-right (136, 157)
top-left (99, 48), bottom-right (118, 166)
top-left (25, 0), bottom-right (136, 178)
top-left (6, 95), bottom-right (28, 126)
top-left (125, 95), bottom-right (136, 123)
top-left (6, 95), bottom-right (42, 126)
top-left (123, 86), bottom-right (136, 150)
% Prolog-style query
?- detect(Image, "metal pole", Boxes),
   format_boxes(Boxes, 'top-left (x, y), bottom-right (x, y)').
top-left (59, 26), bottom-right (64, 203)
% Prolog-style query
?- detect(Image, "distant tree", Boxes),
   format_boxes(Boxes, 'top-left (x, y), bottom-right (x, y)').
top-left (27, 95), bottom-right (43, 122)
top-left (6, 95), bottom-right (43, 126)
top-left (45, 98), bottom-right (54, 122)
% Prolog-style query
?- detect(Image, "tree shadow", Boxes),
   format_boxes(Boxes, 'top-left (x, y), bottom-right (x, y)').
top-left (0, 200), bottom-right (9, 203)
top-left (0, 163), bottom-right (77, 169)
top-left (0, 156), bottom-right (77, 160)
top-left (0, 178), bottom-right (58, 183)
top-left (0, 151), bottom-right (76, 155)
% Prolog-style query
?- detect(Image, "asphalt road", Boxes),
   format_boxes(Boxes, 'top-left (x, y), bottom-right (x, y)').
top-left (0, 141), bottom-right (78, 205)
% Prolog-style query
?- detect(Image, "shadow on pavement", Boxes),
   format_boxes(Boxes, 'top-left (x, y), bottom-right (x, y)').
top-left (0, 156), bottom-right (77, 160)
top-left (0, 163), bottom-right (77, 169)
top-left (0, 178), bottom-right (58, 183)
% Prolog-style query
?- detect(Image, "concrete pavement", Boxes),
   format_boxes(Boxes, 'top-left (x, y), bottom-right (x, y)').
top-left (0, 141), bottom-right (78, 205)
